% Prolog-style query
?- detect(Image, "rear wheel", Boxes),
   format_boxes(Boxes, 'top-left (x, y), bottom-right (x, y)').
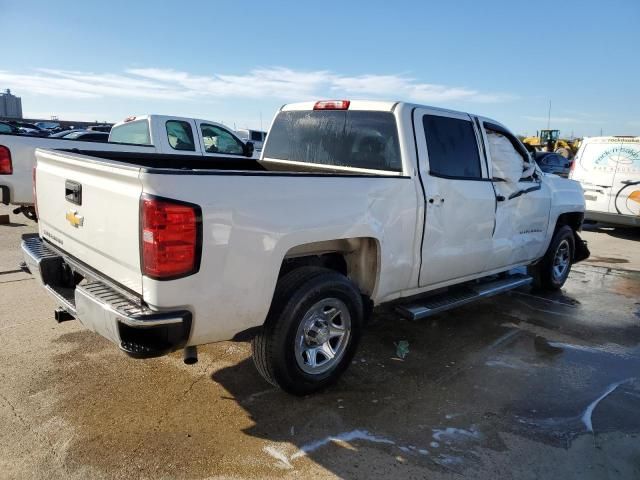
top-left (528, 225), bottom-right (575, 290)
top-left (252, 267), bottom-right (363, 395)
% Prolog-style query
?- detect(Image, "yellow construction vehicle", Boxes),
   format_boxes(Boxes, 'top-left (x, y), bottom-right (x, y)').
top-left (522, 129), bottom-right (581, 159)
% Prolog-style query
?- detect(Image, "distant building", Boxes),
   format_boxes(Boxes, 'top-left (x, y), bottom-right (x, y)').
top-left (0, 89), bottom-right (23, 119)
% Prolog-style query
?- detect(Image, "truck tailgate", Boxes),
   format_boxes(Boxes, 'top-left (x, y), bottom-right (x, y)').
top-left (35, 148), bottom-right (143, 294)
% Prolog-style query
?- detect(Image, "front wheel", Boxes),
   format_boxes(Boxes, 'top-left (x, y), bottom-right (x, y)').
top-left (252, 267), bottom-right (363, 395)
top-left (528, 225), bottom-right (575, 290)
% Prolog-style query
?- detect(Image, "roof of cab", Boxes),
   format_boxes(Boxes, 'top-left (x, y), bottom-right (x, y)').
top-left (281, 100), bottom-right (399, 112)
top-left (280, 99), bottom-right (483, 118)
top-left (279, 100), bottom-right (507, 132)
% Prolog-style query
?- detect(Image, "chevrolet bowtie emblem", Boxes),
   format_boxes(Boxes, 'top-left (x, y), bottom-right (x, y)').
top-left (65, 210), bottom-right (84, 228)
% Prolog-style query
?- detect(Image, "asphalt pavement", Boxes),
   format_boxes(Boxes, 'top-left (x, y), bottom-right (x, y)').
top-left (1, 205), bottom-right (639, 479)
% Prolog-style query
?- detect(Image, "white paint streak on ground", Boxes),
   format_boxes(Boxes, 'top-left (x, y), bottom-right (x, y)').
top-left (291, 430), bottom-right (395, 460)
top-left (487, 329), bottom-right (521, 350)
top-left (263, 445), bottom-right (293, 469)
top-left (582, 379), bottom-right (634, 433)
top-left (432, 427), bottom-right (482, 443)
top-left (485, 359), bottom-right (520, 369)
top-left (437, 454), bottom-right (463, 466)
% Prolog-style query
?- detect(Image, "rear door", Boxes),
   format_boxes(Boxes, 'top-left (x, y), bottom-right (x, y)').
top-left (36, 149), bottom-right (144, 293)
top-left (413, 108), bottom-right (496, 287)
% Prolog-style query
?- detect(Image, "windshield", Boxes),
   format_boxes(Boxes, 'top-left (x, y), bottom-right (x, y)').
top-left (263, 110), bottom-right (402, 172)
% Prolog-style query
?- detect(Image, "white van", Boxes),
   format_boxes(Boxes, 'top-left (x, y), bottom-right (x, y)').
top-left (570, 136), bottom-right (640, 226)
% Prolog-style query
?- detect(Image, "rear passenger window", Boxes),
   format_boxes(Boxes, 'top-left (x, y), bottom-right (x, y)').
top-left (423, 115), bottom-right (482, 179)
top-left (166, 120), bottom-right (195, 151)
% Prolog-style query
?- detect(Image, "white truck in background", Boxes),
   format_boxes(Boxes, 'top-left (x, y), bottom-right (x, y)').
top-left (0, 114), bottom-right (254, 219)
top-left (570, 136), bottom-right (640, 227)
top-left (235, 129), bottom-right (267, 157)
top-left (23, 100), bottom-right (589, 395)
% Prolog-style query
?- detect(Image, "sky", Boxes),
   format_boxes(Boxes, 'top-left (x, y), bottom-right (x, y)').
top-left (1, 0), bottom-right (638, 137)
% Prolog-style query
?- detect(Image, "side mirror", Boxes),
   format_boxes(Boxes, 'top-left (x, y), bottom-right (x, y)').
top-left (243, 141), bottom-right (255, 157)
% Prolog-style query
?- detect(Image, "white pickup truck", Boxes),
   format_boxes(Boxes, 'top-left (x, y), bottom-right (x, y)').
top-left (22, 100), bottom-right (589, 395)
top-left (1, 114), bottom-right (254, 219)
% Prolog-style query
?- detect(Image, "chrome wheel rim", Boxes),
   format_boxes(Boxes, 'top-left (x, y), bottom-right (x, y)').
top-left (294, 298), bottom-right (351, 375)
top-left (552, 239), bottom-right (571, 281)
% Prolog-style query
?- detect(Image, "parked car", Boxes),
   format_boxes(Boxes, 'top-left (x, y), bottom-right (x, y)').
top-left (0, 114), bottom-right (253, 218)
top-left (570, 136), bottom-right (640, 226)
top-left (57, 130), bottom-right (109, 142)
top-left (49, 129), bottom-right (84, 138)
top-left (22, 99), bottom-right (588, 395)
top-left (34, 121), bottom-right (61, 132)
top-left (0, 121), bottom-right (20, 134)
top-left (535, 152), bottom-right (571, 177)
top-left (10, 122), bottom-right (49, 137)
top-left (86, 124), bottom-right (113, 133)
top-left (236, 128), bottom-right (267, 157)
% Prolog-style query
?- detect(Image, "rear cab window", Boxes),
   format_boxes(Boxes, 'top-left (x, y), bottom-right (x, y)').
top-left (263, 110), bottom-right (402, 173)
top-left (109, 119), bottom-right (152, 145)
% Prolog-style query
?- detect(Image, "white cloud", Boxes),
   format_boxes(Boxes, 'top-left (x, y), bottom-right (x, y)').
top-left (0, 67), bottom-right (513, 105)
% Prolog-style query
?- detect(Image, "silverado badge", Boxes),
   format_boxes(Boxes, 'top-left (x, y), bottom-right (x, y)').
top-left (65, 210), bottom-right (84, 228)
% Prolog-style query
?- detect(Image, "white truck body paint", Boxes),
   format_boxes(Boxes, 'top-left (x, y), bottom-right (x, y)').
top-left (31, 100), bottom-right (586, 349)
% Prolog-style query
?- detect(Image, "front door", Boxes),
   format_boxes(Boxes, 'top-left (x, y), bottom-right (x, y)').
top-left (413, 108), bottom-right (496, 287)
top-left (480, 121), bottom-right (551, 266)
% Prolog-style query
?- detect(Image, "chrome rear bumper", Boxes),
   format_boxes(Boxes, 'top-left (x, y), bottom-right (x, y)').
top-left (21, 234), bottom-right (192, 358)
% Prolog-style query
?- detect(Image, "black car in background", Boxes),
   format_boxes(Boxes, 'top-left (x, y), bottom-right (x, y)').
top-left (534, 152), bottom-right (572, 178)
top-left (57, 130), bottom-right (109, 142)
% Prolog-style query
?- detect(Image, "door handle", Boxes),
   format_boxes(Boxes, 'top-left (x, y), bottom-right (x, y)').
top-left (496, 195), bottom-right (505, 202)
top-left (427, 196), bottom-right (444, 205)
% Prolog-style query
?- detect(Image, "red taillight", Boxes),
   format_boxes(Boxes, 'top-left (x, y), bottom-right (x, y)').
top-left (313, 100), bottom-right (350, 110)
top-left (0, 145), bottom-right (12, 174)
top-left (140, 195), bottom-right (201, 279)
top-left (32, 167), bottom-right (38, 217)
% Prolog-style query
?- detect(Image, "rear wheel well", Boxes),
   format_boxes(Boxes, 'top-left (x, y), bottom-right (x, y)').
top-left (279, 238), bottom-right (380, 298)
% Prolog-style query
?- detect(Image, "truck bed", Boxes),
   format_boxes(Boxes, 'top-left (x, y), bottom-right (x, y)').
top-left (62, 149), bottom-right (408, 176)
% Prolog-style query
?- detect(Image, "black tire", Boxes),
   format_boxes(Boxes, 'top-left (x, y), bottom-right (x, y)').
top-left (252, 266), bottom-right (363, 395)
top-left (528, 225), bottom-right (575, 290)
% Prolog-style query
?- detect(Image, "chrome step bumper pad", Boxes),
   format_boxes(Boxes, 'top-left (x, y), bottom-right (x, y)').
top-left (21, 234), bottom-right (191, 358)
